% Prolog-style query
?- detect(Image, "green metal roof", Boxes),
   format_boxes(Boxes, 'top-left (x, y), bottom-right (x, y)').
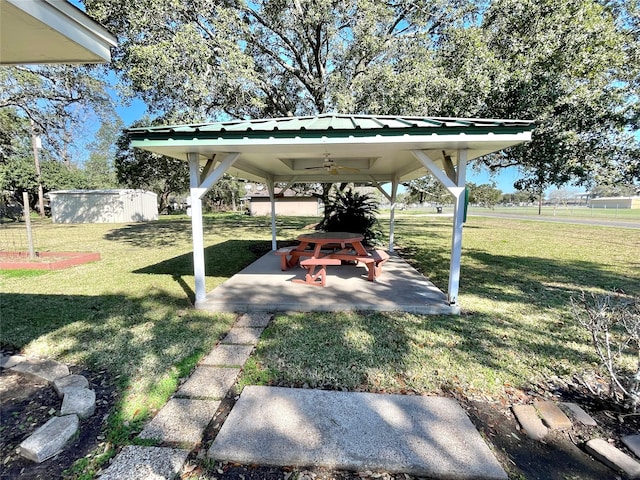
top-left (127, 114), bottom-right (535, 184)
top-left (128, 114), bottom-right (534, 138)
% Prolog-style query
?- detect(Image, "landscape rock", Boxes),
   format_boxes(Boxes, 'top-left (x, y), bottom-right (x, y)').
top-left (586, 438), bottom-right (640, 479)
top-left (18, 414), bottom-right (79, 463)
top-left (60, 388), bottom-right (96, 419)
top-left (53, 374), bottom-right (90, 398)
top-left (560, 402), bottom-right (598, 427)
top-left (512, 404), bottom-right (548, 441)
top-left (0, 354), bottom-right (26, 369)
top-left (623, 435), bottom-right (640, 460)
top-left (534, 400), bottom-right (572, 430)
top-left (11, 357), bottom-right (70, 383)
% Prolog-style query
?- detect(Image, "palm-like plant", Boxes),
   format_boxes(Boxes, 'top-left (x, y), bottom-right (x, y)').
top-left (316, 188), bottom-right (381, 245)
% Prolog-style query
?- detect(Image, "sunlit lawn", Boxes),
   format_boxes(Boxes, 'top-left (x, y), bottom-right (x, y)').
top-left (242, 215), bottom-right (640, 399)
top-left (2, 212), bottom-right (639, 476)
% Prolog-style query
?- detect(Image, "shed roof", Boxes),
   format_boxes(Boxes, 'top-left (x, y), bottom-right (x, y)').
top-left (127, 114), bottom-right (535, 184)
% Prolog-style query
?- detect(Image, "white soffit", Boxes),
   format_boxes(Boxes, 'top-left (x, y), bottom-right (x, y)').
top-left (0, 0), bottom-right (117, 64)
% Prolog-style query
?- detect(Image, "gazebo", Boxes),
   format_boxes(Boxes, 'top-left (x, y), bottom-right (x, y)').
top-left (127, 114), bottom-right (535, 309)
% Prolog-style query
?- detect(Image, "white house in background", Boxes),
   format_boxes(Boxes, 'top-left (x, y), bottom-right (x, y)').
top-left (247, 187), bottom-right (323, 216)
top-left (588, 196), bottom-right (640, 209)
top-left (49, 190), bottom-right (158, 223)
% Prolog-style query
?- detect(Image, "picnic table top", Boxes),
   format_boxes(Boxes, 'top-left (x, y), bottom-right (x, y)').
top-left (297, 232), bottom-right (364, 243)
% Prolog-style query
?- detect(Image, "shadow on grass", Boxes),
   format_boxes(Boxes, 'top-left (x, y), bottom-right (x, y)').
top-left (1, 290), bottom-right (232, 361)
top-left (102, 215), bottom-right (316, 249)
top-left (247, 311), bottom-right (416, 392)
top-left (397, 238), bottom-right (639, 308)
top-left (133, 240), bottom-right (273, 277)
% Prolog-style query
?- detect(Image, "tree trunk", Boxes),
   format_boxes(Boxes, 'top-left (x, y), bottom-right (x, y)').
top-left (538, 190), bottom-right (543, 215)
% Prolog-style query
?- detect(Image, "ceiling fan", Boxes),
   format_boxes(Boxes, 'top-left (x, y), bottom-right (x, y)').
top-left (304, 153), bottom-right (361, 175)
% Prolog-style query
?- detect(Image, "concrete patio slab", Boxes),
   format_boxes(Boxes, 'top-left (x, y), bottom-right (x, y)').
top-left (208, 386), bottom-right (507, 479)
top-left (197, 252), bottom-right (458, 315)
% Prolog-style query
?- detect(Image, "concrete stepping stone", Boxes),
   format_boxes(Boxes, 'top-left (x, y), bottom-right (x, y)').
top-left (221, 327), bottom-right (264, 345)
top-left (560, 402), bottom-right (598, 426)
top-left (623, 435), bottom-right (640, 459)
top-left (10, 357), bottom-right (70, 383)
top-left (18, 414), bottom-right (79, 463)
top-left (176, 366), bottom-right (240, 399)
top-left (209, 386), bottom-right (507, 480)
top-left (60, 387), bottom-right (96, 419)
top-left (201, 344), bottom-right (254, 367)
top-left (98, 445), bottom-right (189, 480)
top-left (139, 398), bottom-right (221, 444)
top-left (1, 354), bottom-right (26, 369)
top-left (534, 400), bottom-right (572, 430)
top-left (512, 404), bottom-right (548, 441)
top-left (235, 313), bottom-right (272, 327)
top-left (53, 374), bottom-right (89, 398)
top-left (586, 438), bottom-right (640, 479)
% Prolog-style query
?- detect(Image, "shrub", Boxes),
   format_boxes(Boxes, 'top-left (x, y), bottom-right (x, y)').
top-left (571, 291), bottom-right (640, 409)
top-left (316, 188), bottom-right (381, 245)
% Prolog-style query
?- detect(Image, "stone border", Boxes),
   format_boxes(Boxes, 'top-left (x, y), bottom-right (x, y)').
top-left (0, 354), bottom-right (97, 463)
top-left (512, 399), bottom-right (640, 477)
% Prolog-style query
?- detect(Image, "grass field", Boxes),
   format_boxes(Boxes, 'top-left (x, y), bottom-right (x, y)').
top-left (386, 204), bottom-right (640, 221)
top-left (2, 213), bottom-right (639, 476)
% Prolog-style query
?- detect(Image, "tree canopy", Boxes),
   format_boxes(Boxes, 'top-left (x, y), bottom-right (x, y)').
top-left (80, 0), bottom-right (639, 193)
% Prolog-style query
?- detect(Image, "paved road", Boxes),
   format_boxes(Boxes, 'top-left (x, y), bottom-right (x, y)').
top-left (470, 212), bottom-right (640, 229)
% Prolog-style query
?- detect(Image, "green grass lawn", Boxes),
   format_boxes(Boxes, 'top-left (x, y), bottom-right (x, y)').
top-left (242, 216), bottom-right (640, 399)
top-left (386, 204), bottom-right (640, 222)
top-left (2, 213), bottom-right (639, 477)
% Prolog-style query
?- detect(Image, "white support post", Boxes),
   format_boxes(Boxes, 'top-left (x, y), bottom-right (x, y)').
top-left (411, 150), bottom-right (456, 190)
top-left (370, 177), bottom-right (396, 252)
top-left (267, 177), bottom-right (278, 251)
top-left (447, 150), bottom-right (467, 306)
top-left (188, 152), bottom-right (207, 305)
top-left (388, 178), bottom-right (399, 252)
top-left (187, 151), bottom-right (239, 306)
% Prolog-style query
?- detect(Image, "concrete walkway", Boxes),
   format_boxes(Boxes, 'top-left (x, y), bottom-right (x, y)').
top-left (99, 312), bottom-right (508, 480)
top-left (98, 313), bottom-right (271, 480)
top-left (197, 251), bottom-right (458, 315)
top-left (93, 311), bottom-right (640, 479)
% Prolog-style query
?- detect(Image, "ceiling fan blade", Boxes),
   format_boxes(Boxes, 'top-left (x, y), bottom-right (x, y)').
top-left (336, 166), bottom-right (360, 173)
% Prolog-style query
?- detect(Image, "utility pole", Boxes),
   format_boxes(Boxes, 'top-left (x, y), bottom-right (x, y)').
top-left (30, 119), bottom-right (45, 217)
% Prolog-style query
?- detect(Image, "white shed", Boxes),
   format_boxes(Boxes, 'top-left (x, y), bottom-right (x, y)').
top-left (49, 189), bottom-right (158, 223)
top-left (588, 196), bottom-right (640, 209)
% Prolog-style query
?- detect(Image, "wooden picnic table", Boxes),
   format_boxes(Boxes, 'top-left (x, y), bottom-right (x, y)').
top-left (274, 232), bottom-right (389, 286)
